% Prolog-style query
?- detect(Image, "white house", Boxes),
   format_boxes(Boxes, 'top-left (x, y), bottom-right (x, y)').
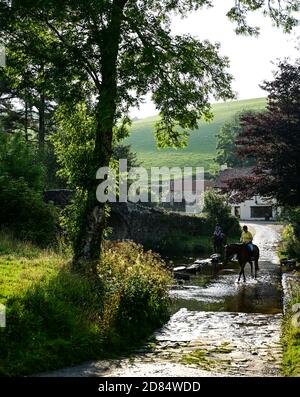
top-left (214, 167), bottom-right (281, 221)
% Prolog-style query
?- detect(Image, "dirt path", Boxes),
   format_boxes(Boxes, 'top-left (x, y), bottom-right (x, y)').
top-left (41, 222), bottom-right (284, 377)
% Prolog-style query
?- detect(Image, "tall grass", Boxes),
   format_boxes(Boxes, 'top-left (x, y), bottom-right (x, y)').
top-left (0, 235), bottom-right (171, 376)
top-left (282, 284), bottom-right (300, 376)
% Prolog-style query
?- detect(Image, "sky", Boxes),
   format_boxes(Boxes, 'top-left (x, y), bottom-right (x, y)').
top-left (130, 1), bottom-right (300, 119)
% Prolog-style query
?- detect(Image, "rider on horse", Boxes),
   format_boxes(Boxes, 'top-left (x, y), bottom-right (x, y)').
top-left (213, 224), bottom-right (225, 254)
top-left (240, 225), bottom-right (253, 254)
top-left (224, 225), bottom-right (259, 281)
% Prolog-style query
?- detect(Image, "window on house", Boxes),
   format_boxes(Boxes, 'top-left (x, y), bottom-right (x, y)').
top-left (250, 206), bottom-right (272, 219)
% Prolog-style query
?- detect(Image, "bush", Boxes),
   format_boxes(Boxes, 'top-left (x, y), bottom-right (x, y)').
top-left (99, 241), bottom-right (171, 349)
top-left (0, 132), bottom-right (44, 191)
top-left (0, 238), bottom-right (171, 376)
top-left (281, 224), bottom-right (300, 260)
top-left (280, 208), bottom-right (300, 260)
top-left (0, 175), bottom-right (57, 247)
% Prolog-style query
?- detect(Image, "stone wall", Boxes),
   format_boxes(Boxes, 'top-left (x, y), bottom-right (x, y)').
top-left (108, 202), bottom-right (210, 246)
top-left (43, 190), bottom-right (211, 251)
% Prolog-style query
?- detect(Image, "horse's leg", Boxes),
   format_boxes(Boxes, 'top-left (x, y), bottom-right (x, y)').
top-left (250, 261), bottom-right (253, 278)
top-left (238, 269), bottom-right (242, 283)
top-left (255, 258), bottom-right (259, 272)
top-left (243, 266), bottom-right (246, 282)
top-left (238, 260), bottom-right (244, 283)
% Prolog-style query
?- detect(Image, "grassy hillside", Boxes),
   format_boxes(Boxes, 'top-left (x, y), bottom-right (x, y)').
top-left (126, 97), bottom-right (266, 172)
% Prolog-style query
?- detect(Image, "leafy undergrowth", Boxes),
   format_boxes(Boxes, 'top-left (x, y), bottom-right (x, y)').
top-left (0, 235), bottom-right (171, 376)
top-left (282, 284), bottom-right (300, 377)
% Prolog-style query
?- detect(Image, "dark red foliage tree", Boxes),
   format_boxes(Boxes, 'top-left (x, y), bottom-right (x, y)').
top-left (228, 60), bottom-right (300, 207)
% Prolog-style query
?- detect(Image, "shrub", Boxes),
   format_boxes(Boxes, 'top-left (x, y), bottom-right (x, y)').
top-left (281, 224), bottom-right (300, 260)
top-left (99, 241), bottom-right (171, 349)
top-left (280, 208), bottom-right (300, 260)
top-left (0, 175), bottom-right (57, 247)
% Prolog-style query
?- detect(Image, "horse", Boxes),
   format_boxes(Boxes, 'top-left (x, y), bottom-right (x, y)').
top-left (224, 243), bottom-right (260, 282)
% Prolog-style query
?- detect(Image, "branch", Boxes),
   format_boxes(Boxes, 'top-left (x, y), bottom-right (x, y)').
top-left (42, 17), bottom-right (102, 90)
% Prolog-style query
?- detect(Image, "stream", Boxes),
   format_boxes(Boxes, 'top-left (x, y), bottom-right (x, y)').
top-left (43, 222), bottom-right (284, 377)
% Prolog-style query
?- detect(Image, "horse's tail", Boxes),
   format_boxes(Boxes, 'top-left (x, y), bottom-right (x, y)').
top-left (254, 245), bottom-right (259, 271)
top-left (254, 245), bottom-right (260, 259)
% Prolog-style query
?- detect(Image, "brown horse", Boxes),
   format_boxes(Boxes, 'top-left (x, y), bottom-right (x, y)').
top-left (225, 243), bottom-right (260, 282)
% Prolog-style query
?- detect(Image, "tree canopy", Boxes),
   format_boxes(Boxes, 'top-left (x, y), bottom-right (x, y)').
top-left (215, 111), bottom-right (258, 169)
top-left (0, 0), bottom-right (299, 268)
top-left (228, 60), bottom-right (300, 207)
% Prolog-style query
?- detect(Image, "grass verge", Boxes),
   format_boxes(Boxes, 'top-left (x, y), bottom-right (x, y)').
top-left (282, 282), bottom-right (300, 377)
top-left (0, 234), bottom-right (171, 376)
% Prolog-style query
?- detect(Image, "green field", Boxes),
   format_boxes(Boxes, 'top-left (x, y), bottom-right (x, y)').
top-left (126, 97), bottom-right (266, 173)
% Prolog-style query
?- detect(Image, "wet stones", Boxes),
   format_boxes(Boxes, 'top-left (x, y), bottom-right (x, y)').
top-left (173, 255), bottom-right (222, 278)
top-left (185, 263), bottom-right (203, 273)
top-left (173, 266), bottom-right (187, 273)
top-left (280, 258), bottom-right (297, 269)
top-left (174, 273), bottom-right (190, 281)
top-left (173, 266), bottom-right (190, 281)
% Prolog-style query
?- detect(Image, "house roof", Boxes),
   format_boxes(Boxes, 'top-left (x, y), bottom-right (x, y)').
top-left (214, 167), bottom-right (255, 189)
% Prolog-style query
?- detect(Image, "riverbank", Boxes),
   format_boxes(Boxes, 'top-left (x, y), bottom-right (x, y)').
top-left (0, 233), bottom-right (171, 376)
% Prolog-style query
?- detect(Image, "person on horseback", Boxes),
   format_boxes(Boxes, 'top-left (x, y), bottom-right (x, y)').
top-left (225, 225), bottom-right (259, 282)
top-left (213, 224), bottom-right (223, 253)
top-left (240, 225), bottom-right (253, 253)
top-left (214, 224), bottom-right (222, 239)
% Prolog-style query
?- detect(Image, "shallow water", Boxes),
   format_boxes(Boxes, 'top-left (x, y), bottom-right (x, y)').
top-left (170, 259), bottom-right (282, 314)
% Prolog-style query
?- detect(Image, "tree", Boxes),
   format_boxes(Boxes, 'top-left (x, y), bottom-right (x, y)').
top-left (228, 60), bottom-right (300, 207)
top-left (215, 112), bottom-right (257, 168)
top-left (203, 189), bottom-right (240, 236)
top-left (0, 39), bottom-right (57, 148)
top-left (203, 189), bottom-right (231, 224)
top-left (112, 144), bottom-right (141, 169)
top-left (1, 1), bottom-right (298, 272)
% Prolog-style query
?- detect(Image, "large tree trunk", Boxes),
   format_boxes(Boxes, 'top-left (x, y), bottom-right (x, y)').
top-left (73, 0), bottom-right (126, 273)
